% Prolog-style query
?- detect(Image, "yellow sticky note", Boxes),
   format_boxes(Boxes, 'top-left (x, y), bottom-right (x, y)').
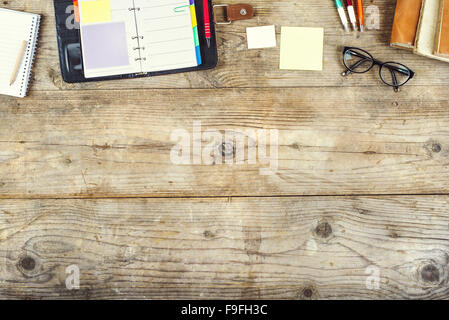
top-left (280, 27), bottom-right (324, 71)
top-left (80, 0), bottom-right (112, 24)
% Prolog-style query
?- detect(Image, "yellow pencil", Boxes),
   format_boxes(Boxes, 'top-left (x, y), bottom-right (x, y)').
top-left (10, 40), bottom-right (28, 86)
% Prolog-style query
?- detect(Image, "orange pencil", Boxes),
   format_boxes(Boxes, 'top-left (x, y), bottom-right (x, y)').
top-left (356, 0), bottom-right (364, 32)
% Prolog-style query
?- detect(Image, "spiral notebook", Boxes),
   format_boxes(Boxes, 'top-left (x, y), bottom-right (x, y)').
top-left (0, 8), bottom-right (40, 98)
top-left (78, 0), bottom-right (201, 78)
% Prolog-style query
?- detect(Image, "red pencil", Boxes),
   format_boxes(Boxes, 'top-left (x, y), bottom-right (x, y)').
top-left (203, 0), bottom-right (211, 48)
top-left (345, 0), bottom-right (357, 31)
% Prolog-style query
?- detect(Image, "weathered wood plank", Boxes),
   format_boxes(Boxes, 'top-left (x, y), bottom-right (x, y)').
top-left (1, 196), bottom-right (448, 299)
top-left (1, 87), bottom-right (449, 197)
top-left (4, 0), bottom-right (449, 90)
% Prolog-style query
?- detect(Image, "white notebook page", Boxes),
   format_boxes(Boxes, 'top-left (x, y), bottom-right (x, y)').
top-left (0, 9), bottom-right (39, 98)
top-left (135, 0), bottom-right (198, 72)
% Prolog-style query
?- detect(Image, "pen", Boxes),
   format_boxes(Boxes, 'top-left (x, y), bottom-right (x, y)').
top-left (356, 0), bottom-right (365, 32)
top-left (334, 0), bottom-right (349, 32)
top-left (345, 0), bottom-right (357, 31)
top-left (10, 40), bottom-right (27, 86)
top-left (203, 0), bottom-right (211, 48)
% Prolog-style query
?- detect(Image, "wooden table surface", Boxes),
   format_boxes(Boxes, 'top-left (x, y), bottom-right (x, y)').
top-left (1, 0), bottom-right (449, 299)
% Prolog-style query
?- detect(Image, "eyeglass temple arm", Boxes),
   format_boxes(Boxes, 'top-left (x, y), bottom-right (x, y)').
top-left (389, 68), bottom-right (399, 92)
top-left (342, 57), bottom-right (371, 76)
top-left (383, 64), bottom-right (410, 76)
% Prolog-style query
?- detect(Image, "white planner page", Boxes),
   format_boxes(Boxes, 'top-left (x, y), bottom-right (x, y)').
top-left (134, 0), bottom-right (198, 72)
top-left (79, 0), bottom-right (142, 78)
top-left (0, 9), bottom-right (39, 98)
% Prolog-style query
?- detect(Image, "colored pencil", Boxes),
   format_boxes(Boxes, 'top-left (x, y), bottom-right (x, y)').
top-left (334, 0), bottom-right (349, 32)
top-left (356, 0), bottom-right (365, 32)
top-left (345, 0), bottom-right (357, 31)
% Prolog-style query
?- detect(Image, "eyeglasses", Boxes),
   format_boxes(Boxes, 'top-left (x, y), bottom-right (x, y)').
top-left (341, 46), bottom-right (415, 92)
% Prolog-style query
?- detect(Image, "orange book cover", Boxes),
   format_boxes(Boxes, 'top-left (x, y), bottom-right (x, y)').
top-left (391, 0), bottom-right (423, 50)
top-left (435, 0), bottom-right (449, 57)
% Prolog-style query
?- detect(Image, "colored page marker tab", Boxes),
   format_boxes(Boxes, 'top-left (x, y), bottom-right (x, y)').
top-left (190, 4), bottom-right (197, 28)
top-left (189, 0), bottom-right (202, 65)
top-left (80, 0), bottom-right (112, 24)
top-left (73, 0), bottom-right (80, 23)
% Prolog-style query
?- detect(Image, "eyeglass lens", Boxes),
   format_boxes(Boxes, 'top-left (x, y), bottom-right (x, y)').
top-left (343, 48), bottom-right (374, 73)
top-left (379, 62), bottom-right (411, 87)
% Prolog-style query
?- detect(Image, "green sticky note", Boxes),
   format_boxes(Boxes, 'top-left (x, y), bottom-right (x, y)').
top-left (280, 27), bottom-right (324, 71)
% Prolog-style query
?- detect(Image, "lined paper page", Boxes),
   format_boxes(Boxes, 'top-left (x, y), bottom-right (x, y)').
top-left (135, 0), bottom-right (198, 72)
top-left (0, 9), bottom-right (39, 98)
top-left (79, 0), bottom-right (142, 78)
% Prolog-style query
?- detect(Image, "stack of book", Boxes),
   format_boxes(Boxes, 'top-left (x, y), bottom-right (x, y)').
top-left (391, 0), bottom-right (449, 62)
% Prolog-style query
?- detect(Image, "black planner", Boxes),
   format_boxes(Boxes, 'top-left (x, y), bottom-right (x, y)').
top-left (53, 0), bottom-right (218, 83)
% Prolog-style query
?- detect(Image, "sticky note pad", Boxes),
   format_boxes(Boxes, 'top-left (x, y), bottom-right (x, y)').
top-left (80, 0), bottom-right (111, 24)
top-left (81, 22), bottom-right (129, 69)
top-left (280, 27), bottom-right (324, 71)
top-left (246, 25), bottom-right (277, 49)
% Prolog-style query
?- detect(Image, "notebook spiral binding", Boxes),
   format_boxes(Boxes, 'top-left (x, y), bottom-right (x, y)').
top-left (20, 15), bottom-right (40, 97)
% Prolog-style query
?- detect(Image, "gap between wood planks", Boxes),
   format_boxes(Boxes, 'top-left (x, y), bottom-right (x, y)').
top-left (2, 193), bottom-right (449, 200)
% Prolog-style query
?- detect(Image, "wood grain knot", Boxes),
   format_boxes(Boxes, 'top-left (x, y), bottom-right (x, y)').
top-left (298, 286), bottom-right (318, 299)
top-left (421, 264), bottom-right (440, 283)
top-left (432, 143), bottom-right (442, 153)
top-left (315, 222), bottom-right (332, 238)
top-left (20, 256), bottom-right (36, 271)
top-left (424, 140), bottom-right (443, 156)
top-left (203, 230), bottom-right (215, 239)
top-left (302, 288), bottom-right (313, 298)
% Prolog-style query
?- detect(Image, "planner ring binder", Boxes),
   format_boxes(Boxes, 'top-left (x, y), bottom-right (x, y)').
top-left (53, 0), bottom-right (218, 83)
top-left (128, 3), bottom-right (142, 65)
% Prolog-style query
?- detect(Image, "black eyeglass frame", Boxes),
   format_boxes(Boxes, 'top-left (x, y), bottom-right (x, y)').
top-left (341, 46), bottom-right (415, 92)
